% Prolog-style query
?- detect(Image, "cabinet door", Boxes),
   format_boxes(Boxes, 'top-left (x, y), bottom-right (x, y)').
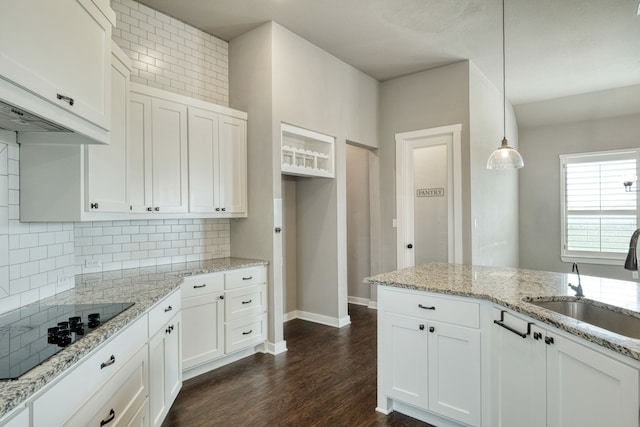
top-left (381, 312), bottom-right (428, 408)
top-left (149, 314), bottom-right (182, 427)
top-left (182, 293), bottom-right (224, 369)
top-left (151, 98), bottom-right (188, 213)
top-left (493, 311), bottom-right (546, 427)
top-left (0, 0), bottom-right (112, 129)
top-left (218, 115), bottom-right (247, 215)
top-left (188, 107), bottom-right (220, 214)
top-left (128, 93), bottom-right (153, 213)
top-left (427, 321), bottom-right (481, 426)
top-left (85, 47), bottom-right (130, 213)
top-left (546, 334), bottom-right (639, 427)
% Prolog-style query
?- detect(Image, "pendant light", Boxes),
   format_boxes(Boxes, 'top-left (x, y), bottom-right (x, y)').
top-left (486, 0), bottom-right (524, 170)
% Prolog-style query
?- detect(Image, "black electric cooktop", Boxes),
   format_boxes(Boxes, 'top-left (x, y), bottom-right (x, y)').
top-left (0, 302), bottom-right (134, 380)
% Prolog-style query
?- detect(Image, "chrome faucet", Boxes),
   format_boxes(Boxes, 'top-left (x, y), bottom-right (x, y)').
top-left (568, 262), bottom-right (584, 297)
top-left (624, 228), bottom-right (640, 271)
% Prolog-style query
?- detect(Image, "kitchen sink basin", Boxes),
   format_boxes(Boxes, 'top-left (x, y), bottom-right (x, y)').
top-left (526, 298), bottom-right (640, 339)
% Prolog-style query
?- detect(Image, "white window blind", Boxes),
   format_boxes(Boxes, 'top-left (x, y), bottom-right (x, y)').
top-left (561, 150), bottom-right (639, 264)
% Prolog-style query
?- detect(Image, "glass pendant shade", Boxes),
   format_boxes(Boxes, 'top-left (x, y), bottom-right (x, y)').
top-left (486, 137), bottom-right (524, 170)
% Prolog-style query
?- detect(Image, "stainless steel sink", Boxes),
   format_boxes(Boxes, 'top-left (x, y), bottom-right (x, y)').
top-left (527, 298), bottom-right (640, 339)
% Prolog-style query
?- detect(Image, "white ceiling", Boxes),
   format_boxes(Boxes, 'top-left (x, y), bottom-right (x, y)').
top-left (137, 0), bottom-right (640, 106)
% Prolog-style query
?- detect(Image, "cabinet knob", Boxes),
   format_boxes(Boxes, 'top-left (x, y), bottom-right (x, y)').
top-left (221, 208), bottom-right (226, 211)
top-left (419, 324), bottom-right (425, 330)
top-left (215, 208), bottom-right (221, 212)
top-left (90, 202), bottom-right (99, 209)
top-left (407, 243), bottom-right (413, 249)
top-left (533, 332), bottom-right (542, 340)
top-left (545, 336), bottom-right (554, 345)
top-left (219, 295), bottom-right (225, 300)
top-left (429, 326), bottom-right (435, 333)
top-left (146, 207), bottom-right (153, 212)
top-left (154, 207), bottom-right (160, 211)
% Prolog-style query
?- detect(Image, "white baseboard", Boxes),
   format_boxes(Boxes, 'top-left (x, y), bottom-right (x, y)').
top-left (265, 340), bottom-right (288, 355)
top-left (348, 295), bottom-right (378, 310)
top-left (182, 346), bottom-right (257, 381)
top-left (290, 310), bottom-right (351, 328)
top-left (368, 300), bottom-right (378, 309)
top-left (284, 310), bottom-right (298, 322)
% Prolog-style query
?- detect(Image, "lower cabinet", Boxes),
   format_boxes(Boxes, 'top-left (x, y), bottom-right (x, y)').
top-left (378, 287), bottom-right (482, 427)
top-left (11, 289), bottom-right (182, 427)
top-left (181, 265), bottom-right (267, 378)
top-left (149, 291), bottom-right (182, 427)
top-left (493, 308), bottom-right (639, 427)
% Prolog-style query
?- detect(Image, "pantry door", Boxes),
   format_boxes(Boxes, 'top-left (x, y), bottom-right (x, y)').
top-left (396, 124), bottom-right (462, 268)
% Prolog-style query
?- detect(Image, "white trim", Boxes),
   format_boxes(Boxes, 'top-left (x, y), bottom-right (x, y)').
top-left (265, 340), bottom-right (288, 355)
top-left (395, 124), bottom-right (463, 268)
top-left (560, 256), bottom-right (626, 266)
top-left (295, 310), bottom-right (351, 328)
top-left (283, 310), bottom-right (298, 322)
top-left (367, 300), bottom-right (378, 310)
top-left (182, 347), bottom-right (257, 381)
top-left (347, 296), bottom-right (370, 306)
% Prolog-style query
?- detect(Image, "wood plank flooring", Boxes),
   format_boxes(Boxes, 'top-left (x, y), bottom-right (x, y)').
top-left (162, 304), bottom-right (433, 427)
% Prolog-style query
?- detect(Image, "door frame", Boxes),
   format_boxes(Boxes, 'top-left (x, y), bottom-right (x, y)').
top-left (395, 124), bottom-right (462, 268)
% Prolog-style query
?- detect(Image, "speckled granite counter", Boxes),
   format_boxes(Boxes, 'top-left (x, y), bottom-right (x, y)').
top-left (0, 257), bottom-right (267, 419)
top-left (366, 263), bottom-right (640, 362)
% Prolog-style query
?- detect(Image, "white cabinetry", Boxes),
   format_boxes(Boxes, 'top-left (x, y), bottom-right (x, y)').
top-left (181, 266), bottom-right (267, 379)
top-left (0, 0), bottom-right (115, 143)
top-left (492, 308), bottom-right (639, 427)
top-left (181, 273), bottom-right (225, 369)
top-left (188, 108), bottom-right (247, 216)
top-left (148, 290), bottom-right (182, 427)
top-left (129, 86), bottom-right (188, 214)
top-left (0, 407), bottom-right (28, 427)
top-left (19, 43), bottom-right (132, 222)
top-left (281, 123), bottom-right (335, 178)
top-left (378, 287), bottom-right (482, 426)
top-left (32, 314), bottom-right (148, 426)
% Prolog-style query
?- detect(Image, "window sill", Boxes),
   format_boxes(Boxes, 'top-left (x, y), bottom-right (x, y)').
top-left (560, 255), bottom-right (625, 266)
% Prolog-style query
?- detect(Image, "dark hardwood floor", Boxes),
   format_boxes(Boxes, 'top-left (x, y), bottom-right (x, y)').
top-left (162, 304), bottom-right (433, 427)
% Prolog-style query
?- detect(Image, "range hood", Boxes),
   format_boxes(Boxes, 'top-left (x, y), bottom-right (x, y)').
top-left (0, 99), bottom-right (69, 133)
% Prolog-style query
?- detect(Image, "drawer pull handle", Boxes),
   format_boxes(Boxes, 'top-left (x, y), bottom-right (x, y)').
top-left (100, 409), bottom-right (115, 426)
top-left (193, 284), bottom-right (207, 289)
top-left (242, 276), bottom-right (253, 280)
top-left (242, 329), bottom-right (253, 335)
top-left (56, 93), bottom-right (75, 106)
top-left (241, 299), bottom-right (252, 304)
top-left (164, 305), bottom-right (173, 312)
top-left (418, 304), bottom-right (435, 310)
top-left (493, 311), bottom-right (532, 338)
top-left (100, 355), bottom-right (116, 369)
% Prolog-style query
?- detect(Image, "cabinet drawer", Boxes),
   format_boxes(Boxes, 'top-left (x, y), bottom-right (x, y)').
top-left (225, 267), bottom-right (266, 289)
top-left (181, 273), bottom-right (224, 299)
top-left (32, 314), bottom-right (147, 427)
top-left (149, 289), bottom-right (181, 335)
top-left (225, 284), bottom-right (266, 321)
top-left (381, 287), bottom-right (479, 328)
top-left (64, 345), bottom-right (148, 427)
top-left (225, 314), bottom-right (265, 353)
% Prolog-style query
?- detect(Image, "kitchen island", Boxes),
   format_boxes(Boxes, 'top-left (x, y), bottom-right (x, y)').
top-left (0, 257), bottom-right (266, 424)
top-left (367, 263), bottom-right (640, 427)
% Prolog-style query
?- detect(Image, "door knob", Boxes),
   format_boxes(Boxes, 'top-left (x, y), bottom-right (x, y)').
top-left (407, 243), bottom-right (413, 249)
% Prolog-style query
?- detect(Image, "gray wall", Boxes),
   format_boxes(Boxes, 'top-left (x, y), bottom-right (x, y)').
top-left (379, 61), bottom-right (472, 273)
top-left (346, 144), bottom-right (372, 301)
top-left (519, 112), bottom-right (640, 280)
top-left (469, 63), bottom-right (519, 267)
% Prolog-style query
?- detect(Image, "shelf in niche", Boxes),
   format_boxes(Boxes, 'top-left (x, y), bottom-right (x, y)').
top-left (281, 123), bottom-right (335, 178)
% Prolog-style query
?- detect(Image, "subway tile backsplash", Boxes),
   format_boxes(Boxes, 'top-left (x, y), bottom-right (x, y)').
top-left (74, 219), bottom-right (230, 274)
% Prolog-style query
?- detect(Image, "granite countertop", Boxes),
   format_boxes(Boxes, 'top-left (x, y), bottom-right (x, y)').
top-left (0, 257), bottom-right (267, 419)
top-left (366, 263), bottom-right (640, 362)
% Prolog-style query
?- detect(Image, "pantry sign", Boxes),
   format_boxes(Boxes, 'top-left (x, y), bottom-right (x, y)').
top-left (417, 188), bottom-right (445, 197)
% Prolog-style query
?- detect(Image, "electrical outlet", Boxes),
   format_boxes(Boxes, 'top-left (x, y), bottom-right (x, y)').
top-left (633, 271), bottom-right (638, 280)
top-left (85, 259), bottom-right (102, 269)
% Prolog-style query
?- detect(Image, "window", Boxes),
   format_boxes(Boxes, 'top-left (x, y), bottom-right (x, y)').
top-left (560, 149), bottom-right (640, 265)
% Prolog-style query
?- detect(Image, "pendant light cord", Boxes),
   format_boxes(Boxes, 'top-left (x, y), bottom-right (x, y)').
top-left (502, 0), bottom-right (506, 141)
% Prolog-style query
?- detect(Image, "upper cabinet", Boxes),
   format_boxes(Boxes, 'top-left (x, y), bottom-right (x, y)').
top-left (189, 108), bottom-right (247, 216)
top-left (281, 123), bottom-right (335, 178)
top-left (20, 44), bottom-right (131, 222)
top-left (128, 87), bottom-right (189, 214)
top-left (0, 0), bottom-right (115, 144)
